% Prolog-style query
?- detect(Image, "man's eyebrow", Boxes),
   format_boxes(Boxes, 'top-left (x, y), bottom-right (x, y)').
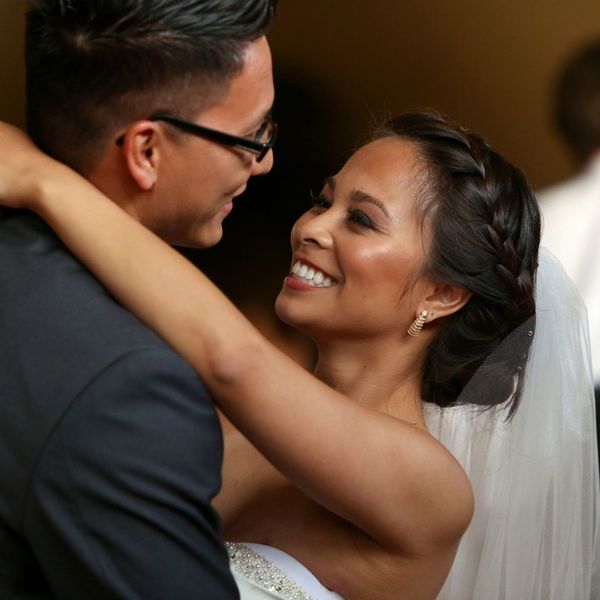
top-left (250, 108), bottom-right (273, 130)
top-left (324, 176), bottom-right (336, 190)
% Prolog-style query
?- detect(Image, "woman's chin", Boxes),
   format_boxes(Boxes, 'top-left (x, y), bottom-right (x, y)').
top-left (274, 294), bottom-right (298, 327)
top-left (274, 294), bottom-right (314, 336)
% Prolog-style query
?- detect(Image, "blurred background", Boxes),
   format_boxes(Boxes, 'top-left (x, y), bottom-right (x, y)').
top-left (2, 0), bottom-right (600, 365)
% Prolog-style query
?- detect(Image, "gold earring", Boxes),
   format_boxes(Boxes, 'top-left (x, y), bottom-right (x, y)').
top-left (407, 309), bottom-right (428, 337)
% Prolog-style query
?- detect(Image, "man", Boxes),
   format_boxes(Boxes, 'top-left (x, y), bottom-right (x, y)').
top-left (0, 1), bottom-right (276, 597)
top-left (538, 41), bottom-right (600, 458)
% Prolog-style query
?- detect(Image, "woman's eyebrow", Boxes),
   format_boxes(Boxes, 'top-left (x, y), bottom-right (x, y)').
top-left (324, 176), bottom-right (391, 219)
top-left (350, 189), bottom-right (391, 220)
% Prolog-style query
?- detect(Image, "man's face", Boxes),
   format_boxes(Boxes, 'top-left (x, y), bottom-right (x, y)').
top-left (141, 36), bottom-right (275, 248)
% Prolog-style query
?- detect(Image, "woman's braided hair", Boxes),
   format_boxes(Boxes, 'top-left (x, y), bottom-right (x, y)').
top-left (376, 112), bottom-right (541, 416)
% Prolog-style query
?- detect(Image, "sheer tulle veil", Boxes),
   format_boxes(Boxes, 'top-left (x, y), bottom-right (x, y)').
top-left (424, 248), bottom-right (600, 599)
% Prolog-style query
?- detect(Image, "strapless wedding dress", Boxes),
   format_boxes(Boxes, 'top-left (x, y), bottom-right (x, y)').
top-left (227, 542), bottom-right (344, 600)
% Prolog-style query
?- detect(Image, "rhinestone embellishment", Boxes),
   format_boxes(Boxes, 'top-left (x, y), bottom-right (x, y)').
top-left (227, 542), bottom-right (315, 600)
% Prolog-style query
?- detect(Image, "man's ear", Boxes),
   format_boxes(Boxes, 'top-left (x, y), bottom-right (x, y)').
top-left (119, 121), bottom-right (163, 191)
top-left (422, 282), bottom-right (472, 323)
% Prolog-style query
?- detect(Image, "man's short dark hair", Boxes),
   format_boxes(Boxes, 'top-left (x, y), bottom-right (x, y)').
top-left (555, 40), bottom-right (600, 164)
top-left (26, 0), bottom-right (277, 172)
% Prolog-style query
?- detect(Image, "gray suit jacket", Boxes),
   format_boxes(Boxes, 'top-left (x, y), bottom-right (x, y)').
top-left (0, 211), bottom-right (238, 599)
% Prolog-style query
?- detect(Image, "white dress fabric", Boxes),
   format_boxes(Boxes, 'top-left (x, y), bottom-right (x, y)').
top-left (227, 542), bottom-right (343, 600)
top-left (425, 249), bottom-right (600, 599)
top-left (539, 156), bottom-right (600, 385)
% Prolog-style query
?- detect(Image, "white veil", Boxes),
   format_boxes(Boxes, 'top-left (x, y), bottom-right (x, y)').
top-left (424, 248), bottom-right (600, 599)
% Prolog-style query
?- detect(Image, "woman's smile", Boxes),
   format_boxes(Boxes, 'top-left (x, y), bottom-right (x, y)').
top-left (289, 258), bottom-right (337, 288)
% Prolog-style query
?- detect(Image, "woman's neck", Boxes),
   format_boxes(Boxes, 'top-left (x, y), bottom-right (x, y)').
top-left (312, 336), bottom-right (426, 424)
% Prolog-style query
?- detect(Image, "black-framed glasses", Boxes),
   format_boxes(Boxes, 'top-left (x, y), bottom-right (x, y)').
top-left (128, 112), bottom-right (277, 162)
top-left (116, 114), bottom-right (277, 161)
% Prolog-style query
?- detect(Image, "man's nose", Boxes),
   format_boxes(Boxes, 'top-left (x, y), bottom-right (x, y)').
top-left (251, 147), bottom-right (274, 176)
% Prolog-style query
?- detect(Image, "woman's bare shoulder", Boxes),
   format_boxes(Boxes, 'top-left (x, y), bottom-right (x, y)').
top-left (391, 423), bottom-right (474, 551)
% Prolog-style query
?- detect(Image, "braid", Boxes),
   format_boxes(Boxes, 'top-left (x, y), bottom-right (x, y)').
top-left (375, 112), bottom-right (540, 415)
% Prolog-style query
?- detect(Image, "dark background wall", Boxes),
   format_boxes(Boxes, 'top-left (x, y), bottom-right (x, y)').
top-left (0, 2), bottom-right (26, 128)
top-left (3, 1), bottom-right (600, 187)
top-left (266, 0), bottom-right (600, 188)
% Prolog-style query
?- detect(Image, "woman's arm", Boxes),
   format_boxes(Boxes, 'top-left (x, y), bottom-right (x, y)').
top-left (0, 123), bottom-right (472, 552)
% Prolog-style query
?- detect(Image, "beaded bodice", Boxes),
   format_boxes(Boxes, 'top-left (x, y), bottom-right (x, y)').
top-left (227, 542), bottom-right (343, 600)
top-left (227, 543), bottom-right (314, 599)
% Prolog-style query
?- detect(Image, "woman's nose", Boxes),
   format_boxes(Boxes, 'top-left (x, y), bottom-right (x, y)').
top-left (292, 210), bottom-right (334, 249)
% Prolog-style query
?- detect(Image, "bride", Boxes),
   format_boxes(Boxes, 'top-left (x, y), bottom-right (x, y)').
top-left (0, 112), bottom-right (597, 599)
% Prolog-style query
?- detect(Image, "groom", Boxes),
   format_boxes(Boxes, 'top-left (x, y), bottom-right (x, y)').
top-left (0, 1), bottom-right (276, 598)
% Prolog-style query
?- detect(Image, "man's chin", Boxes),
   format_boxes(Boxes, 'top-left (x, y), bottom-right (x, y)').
top-left (165, 226), bottom-right (224, 250)
top-left (195, 224), bottom-right (224, 249)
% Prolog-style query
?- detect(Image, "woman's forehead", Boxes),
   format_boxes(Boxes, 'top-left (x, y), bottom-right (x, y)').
top-left (332, 138), bottom-right (425, 206)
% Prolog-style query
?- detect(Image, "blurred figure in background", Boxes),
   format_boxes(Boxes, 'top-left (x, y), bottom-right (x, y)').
top-left (539, 40), bottom-right (600, 453)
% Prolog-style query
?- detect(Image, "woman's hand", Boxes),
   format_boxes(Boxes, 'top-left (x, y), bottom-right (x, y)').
top-left (0, 121), bottom-right (65, 211)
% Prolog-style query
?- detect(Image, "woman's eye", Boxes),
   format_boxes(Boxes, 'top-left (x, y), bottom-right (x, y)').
top-left (308, 190), bottom-right (331, 209)
top-left (348, 209), bottom-right (375, 230)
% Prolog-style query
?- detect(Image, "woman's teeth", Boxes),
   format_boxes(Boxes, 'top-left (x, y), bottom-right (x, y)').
top-left (292, 261), bottom-right (334, 288)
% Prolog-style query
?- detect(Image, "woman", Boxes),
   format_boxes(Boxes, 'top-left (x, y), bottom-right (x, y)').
top-left (0, 112), bottom-right (597, 599)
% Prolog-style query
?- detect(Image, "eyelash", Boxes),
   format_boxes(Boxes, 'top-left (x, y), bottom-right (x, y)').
top-left (348, 210), bottom-right (376, 230)
top-left (308, 189), bottom-right (331, 209)
top-left (308, 190), bottom-right (376, 230)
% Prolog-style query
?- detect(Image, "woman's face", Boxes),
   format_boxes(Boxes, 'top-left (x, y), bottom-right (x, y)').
top-left (275, 137), bottom-right (433, 341)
